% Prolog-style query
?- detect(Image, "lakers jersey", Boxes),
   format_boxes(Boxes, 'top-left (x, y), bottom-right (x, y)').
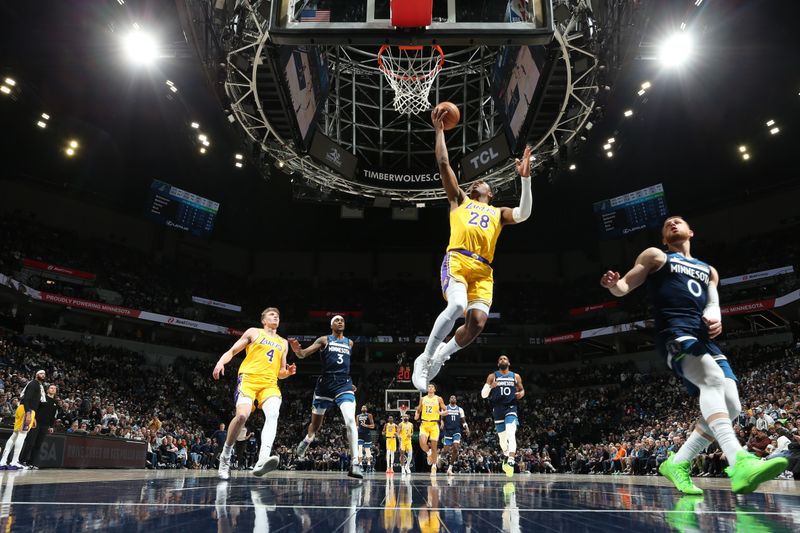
top-left (238, 329), bottom-right (285, 381)
top-left (421, 396), bottom-right (441, 422)
top-left (399, 422), bottom-right (414, 440)
top-left (446, 198), bottom-right (503, 263)
top-left (385, 423), bottom-right (397, 439)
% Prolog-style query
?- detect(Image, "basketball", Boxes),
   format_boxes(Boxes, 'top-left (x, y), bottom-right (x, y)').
top-left (433, 101), bottom-right (460, 130)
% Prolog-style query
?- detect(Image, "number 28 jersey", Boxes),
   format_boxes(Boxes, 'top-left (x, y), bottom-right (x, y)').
top-left (646, 251), bottom-right (712, 334)
top-left (239, 329), bottom-right (286, 384)
top-left (446, 198), bottom-right (502, 263)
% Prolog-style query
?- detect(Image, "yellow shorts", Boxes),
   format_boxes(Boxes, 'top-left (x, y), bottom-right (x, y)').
top-left (236, 373), bottom-right (281, 409)
top-left (14, 405), bottom-right (36, 432)
top-left (386, 438), bottom-right (397, 452)
top-left (419, 510), bottom-right (441, 533)
top-left (400, 439), bottom-right (412, 452)
top-left (441, 251), bottom-right (493, 309)
top-left (419, 421), bottom-right (440, 441)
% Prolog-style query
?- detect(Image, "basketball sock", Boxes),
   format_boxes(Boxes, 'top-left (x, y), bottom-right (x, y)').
top-left (673, 430), bottom-right (711, 464)
top-left (0, 433), bottom-right (16, 463)
top-left (423, 283), bottom-right (467, 356)
top-left (222, 444), bottom-right (234, 459)
top-left (438, 337), bottom-right (464, 361)
top-left (505, 423), bottom-right (517, 455)
top-left (259, 397), bottom-right (281, 462)
top-left (339, 402), bottom-right (360, 464)
top-left (406, 453), bottom-right (413, 469)
top-left (709, 418), bottom-right (742, 466)
top-left (303, 434), bottom-right (315, 444)
top-left (11, 432), bottom-right (28, 464)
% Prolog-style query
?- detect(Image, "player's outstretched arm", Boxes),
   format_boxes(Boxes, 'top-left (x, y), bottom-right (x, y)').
top-left (480, 373), bottom-right (495, 398)
top-left (501, 145), bottom-right (533, 225)
top-left (433, 107), bottom-right (466, 208)
top-left (600, 247), bottom-right (665, 297)
top-left (704, 266), bottom-right (723, 339)
top-left (213, 328), bottom-right (258, 379)
top-left (514, 374), bottom-right (525, 400)
top-left (289, 335), bottom-right (327, 359)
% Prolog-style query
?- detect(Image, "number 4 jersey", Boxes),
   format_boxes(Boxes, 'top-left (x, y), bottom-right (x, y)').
top-left (646, 251), bottom-right (712, 335)
top-left (239, 329), bottom-right (286, 380)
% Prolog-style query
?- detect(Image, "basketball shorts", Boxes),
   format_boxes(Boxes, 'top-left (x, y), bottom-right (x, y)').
top-left (386, 438), bottom-right (397, 452)
top-left (419, 421), bottom-right (440, 441)
top-left (440, 251), bottom-right (493, 311)
top-left (311, 374), bottom-right (355, 414)
top-left (14, 405), bottom-right (36, 432)
top-left (400, 439), bottom-right (412, 452)
top-left (493, 405), bottom-right (518, 433)
top-left (657, 331), bottom-right (738, 397)
top-left (442, 432), bottom-right (462, 447)
top-left (235, 373), bottom-right (281, 409)
top-left (358, 433), bottom-right (373, 448)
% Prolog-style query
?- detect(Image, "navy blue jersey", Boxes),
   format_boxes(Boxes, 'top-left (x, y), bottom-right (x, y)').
top-left (646, 252), bottom-right (712, 334)
top-left (490, 371), bottom-right (517, 407)
top-left (320, 335), bottom-right (351, 376)
top-left (443, 404), bottom-right (465, 434)
top-left (357, 412), bottom-right (372, 439)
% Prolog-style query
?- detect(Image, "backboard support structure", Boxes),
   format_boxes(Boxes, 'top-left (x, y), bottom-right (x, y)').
top-left (386, 389), bottom-right (422, 413)
top-left (271, 0), bottom-right (554, 46)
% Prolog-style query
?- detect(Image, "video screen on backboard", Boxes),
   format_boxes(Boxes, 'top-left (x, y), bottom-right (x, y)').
top-left (491, 45), bottom-right (546, 152)
top-left (278, 45), bottom-right (329, 149)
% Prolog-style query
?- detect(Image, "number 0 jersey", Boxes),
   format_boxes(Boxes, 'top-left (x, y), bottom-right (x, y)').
top-left (238, 329), bottom-right (285, 383)
top-left (646, 251), bottom-right (712, 334)
top-left (446, 198), bottom-right (502, 263)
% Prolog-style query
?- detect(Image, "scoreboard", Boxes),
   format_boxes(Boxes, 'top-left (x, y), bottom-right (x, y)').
top-left (593, 183), bottom-right (669, 238)
top-left (147, 179), bottom-right (220, 238)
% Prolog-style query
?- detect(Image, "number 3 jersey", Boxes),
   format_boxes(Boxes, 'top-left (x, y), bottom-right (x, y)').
top-left (239, 329), bottom-right (286, 384)
top-left (446, 198), bottom-right (502, 263)
top-left (320, 335), bottom-right (352, 376)
top-left (646, 251), bottom-right (712, 335)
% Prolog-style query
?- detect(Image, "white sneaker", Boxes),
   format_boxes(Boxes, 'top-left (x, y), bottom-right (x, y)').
top-left (431, 464), bottom-right (437, 475)
top-left (218, 454), bottom-right (231, 480)
top-left (447, 465), bottom-right (453, 475)
top-left (412, 353), bottom-right (432, 393)
top-left (427, 342), bottom-right (450, 381)
top-left (253, 456), bottom-right (280, 477)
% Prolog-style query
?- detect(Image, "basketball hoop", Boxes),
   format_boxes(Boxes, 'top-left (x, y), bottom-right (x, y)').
top-left (378, 44), bottom-right (445, 115)
top-left (399, 404), bottom-right (409, 418)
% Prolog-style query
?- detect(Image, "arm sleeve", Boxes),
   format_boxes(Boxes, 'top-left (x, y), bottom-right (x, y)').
top-left (511, 176), bottom-right (532, 222)
top-left (703, 284), bottom-right (721, 322)
top-left (480, 384), bottom-right (491, 398)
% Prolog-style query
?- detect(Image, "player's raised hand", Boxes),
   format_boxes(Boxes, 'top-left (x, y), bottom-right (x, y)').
top-left (431, 107), bottom-right (447, 131)
top-left (288, 338), bottom-right (302, 354)
top-left (287, 363), bottom-right (297, 375)
top-left (600, 271), bottom-right (620, 289)
top-left (515, 145), bottom-right (532, 177)
top-left (703, 316), bottom-right (723, 339)
top-left (212, 361), bottom-right (225, 380)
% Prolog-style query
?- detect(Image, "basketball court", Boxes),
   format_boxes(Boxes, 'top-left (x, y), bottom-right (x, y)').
top-left (2, 470), bottom-right (798, 531)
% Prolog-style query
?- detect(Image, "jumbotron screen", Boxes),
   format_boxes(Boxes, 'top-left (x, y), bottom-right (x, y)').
top-left (593, 183), bottom-right (669, 238)
top-left (146, 179), bottom-right (220, 238)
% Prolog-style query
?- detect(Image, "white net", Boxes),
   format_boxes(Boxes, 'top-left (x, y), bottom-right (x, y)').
top-left (378, 45), bottom-right (445, 115)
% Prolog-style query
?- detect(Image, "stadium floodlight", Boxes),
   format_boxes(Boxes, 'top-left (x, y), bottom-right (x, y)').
top-left (41, 113), bottom-right (50, 120)
top-left (235, 162), bottom-right (243, 168)
top-left (123, 28), bottom-right (158, 65)
top-left (198, 134), bottom-right (207, 142)
top-left (603, 143), bottom-right (611, 150)
top-left (169, 85), bottom-right (177, 93)
top-left (65, 148), bottom-right (75, 156)
top-left (606, 151), bottom-right (614, 158)
top-left (624, 109), bottom-right (633, 117)
top-left (69, 140), bottom-right (79, 148)
top-left (202, 139), bottom-right (210, 147)
top-left (569, 164), bottom-right (577, 171)
top-left (738, 145), bottom-right (747, 153)
top-left (277, 160), bottom-right (285, 168)
top-left (769, 127), bottom-right (779, 135)
top-left (641, 81), bottom-right (651, 90)
top-left (0, 86), bottom-right (10, 95)
top-left (4, 78), bottom-right (16, 86)
top-left (659, 32), bottom-right (693, 67)
top-left (637, 89), bottom-right (646, 96)
top-left (742, 153), bottom-right (750, 160)
top-left (199, 147), bottom-right (207, 154)
top-left (190, 122), bottom-right (199, 129)
top-left (607, 137), bottom-right (615, 144)
top-left (766, 119), bottom-right (775, 127)
top-left (36, 120), bottom-right (47, 128)
top-left (235, 153), bottom-right (243, 160)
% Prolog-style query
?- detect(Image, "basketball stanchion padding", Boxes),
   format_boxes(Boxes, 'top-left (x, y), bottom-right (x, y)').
top-left (391, 0), bottom-right (433, 28)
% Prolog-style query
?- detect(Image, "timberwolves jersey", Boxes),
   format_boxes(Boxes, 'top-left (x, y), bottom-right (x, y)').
top-left (320, 335), bottom-right (351, 376)
top-left (446, 198), bottom-right (503, 262)
top-left (647, 251), bottom-right (712, 334)
top-left (491, 371), bottom-right (517, 407)
top-left (443, 405), bottom-right (464, 435)
top-left (358, 412), bottom-right (371, 440)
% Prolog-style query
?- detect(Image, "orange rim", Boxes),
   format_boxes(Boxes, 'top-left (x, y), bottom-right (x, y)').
top-left (377, 44), bottom-right (445, 82)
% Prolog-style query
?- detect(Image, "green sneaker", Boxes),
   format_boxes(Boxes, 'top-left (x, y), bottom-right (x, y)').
top-left (725, 450), bottom-right (788, 494)
top-left (502, 461), bottom-right (514, 478)
top-left (659, 452), bottom-right (703, 495)
top-left (736, 504), bottom-right (794, 533)
top-left (665, 495), bottom-right (704, 533)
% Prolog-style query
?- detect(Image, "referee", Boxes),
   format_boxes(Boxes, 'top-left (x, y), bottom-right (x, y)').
top-left (20, 384), bottom-right (59, 468)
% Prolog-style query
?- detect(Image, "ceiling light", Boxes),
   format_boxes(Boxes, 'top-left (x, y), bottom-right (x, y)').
top-left (659, 32), bottom-right (694, 67)
top-left (198, 134), bottom-right (207, 142)
top-left (235, 153), bottom-right (243, 160)
top-left (190, 122), bottom-right (199, 129)
top-left (624, 109), bottom-right (633, 117)
top-left (569, 164), bottom-right (576, 171)
top-left (0, 86), bottom-right (10, 95)
top-left (603, 143), bottom-right (611, 150)
top-left (202, 140), bottom-right (210, 147)
top-left (641, 81), bottom-right (651, 90)
top-left (637, 89), bottom-right (646, 96)
top-left (199, 147), bottom-right (207, 154)
top-left (65, 148), bottom-right (75, 156)
top-left (41, 113), bottom-right (50, 120)
top-left (122, 29), bottom-right (159, 65)
top-left (277, 160), bottom-right (285, 168)
top-left (742, 153), bottom-right (750, 160)
top-left (169, 85), bottom-right (178, 93)
top-left (235, 162), bottom-right (243, 168)
top-left (766, 119), bottom-right (775, 127)
top-left (166, 80), bottom-right (174, 87)
top-left (69, 140), bottom-right (79, 148)
top-left (607, 138), bottom-right (615, 144)
top-left (606, 151), bottom-right (614, 158)
top-left (36, 121), bottom-right (47, 128)
top-left (738, 145), bottom-right (747, 153)
top-left (770, 127), bottom-right (779, 135)
top-left (4, 78), bottom-right (16, 86)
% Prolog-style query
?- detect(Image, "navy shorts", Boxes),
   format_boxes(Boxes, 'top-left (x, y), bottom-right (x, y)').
top-left (657, 331), bottom-right (738, 397)
top-left (443, 432), bottom-right (462, 446)
top-left (312, 374), bottom-right (355, 415)
top-left (492, 404), bottom-right (518, 432)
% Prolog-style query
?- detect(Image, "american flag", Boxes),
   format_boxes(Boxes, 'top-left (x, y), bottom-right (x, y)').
top-left (300, 9), bottom-right (331, 22)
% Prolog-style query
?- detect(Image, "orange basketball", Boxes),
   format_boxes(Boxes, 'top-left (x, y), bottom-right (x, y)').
top-left (433, 101), bottom-right (460, 130)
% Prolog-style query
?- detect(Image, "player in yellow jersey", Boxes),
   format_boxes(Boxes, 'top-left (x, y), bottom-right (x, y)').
top-left (383, 415), bottom-right (399, 473)
top-left (212, 307), bottom-right (296, 480)
top-left (418, 479), bottom-right (441, 533)
top-left (398, 413), bottom-right (414, 474)
top-left (413, 107), bottom-right (534, 392)
top-left (415, 383), bottom-right (447, 474)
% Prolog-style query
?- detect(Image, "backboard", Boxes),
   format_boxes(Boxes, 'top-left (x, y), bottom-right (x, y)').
top-left (270, 0), bottom-right (554, 46)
